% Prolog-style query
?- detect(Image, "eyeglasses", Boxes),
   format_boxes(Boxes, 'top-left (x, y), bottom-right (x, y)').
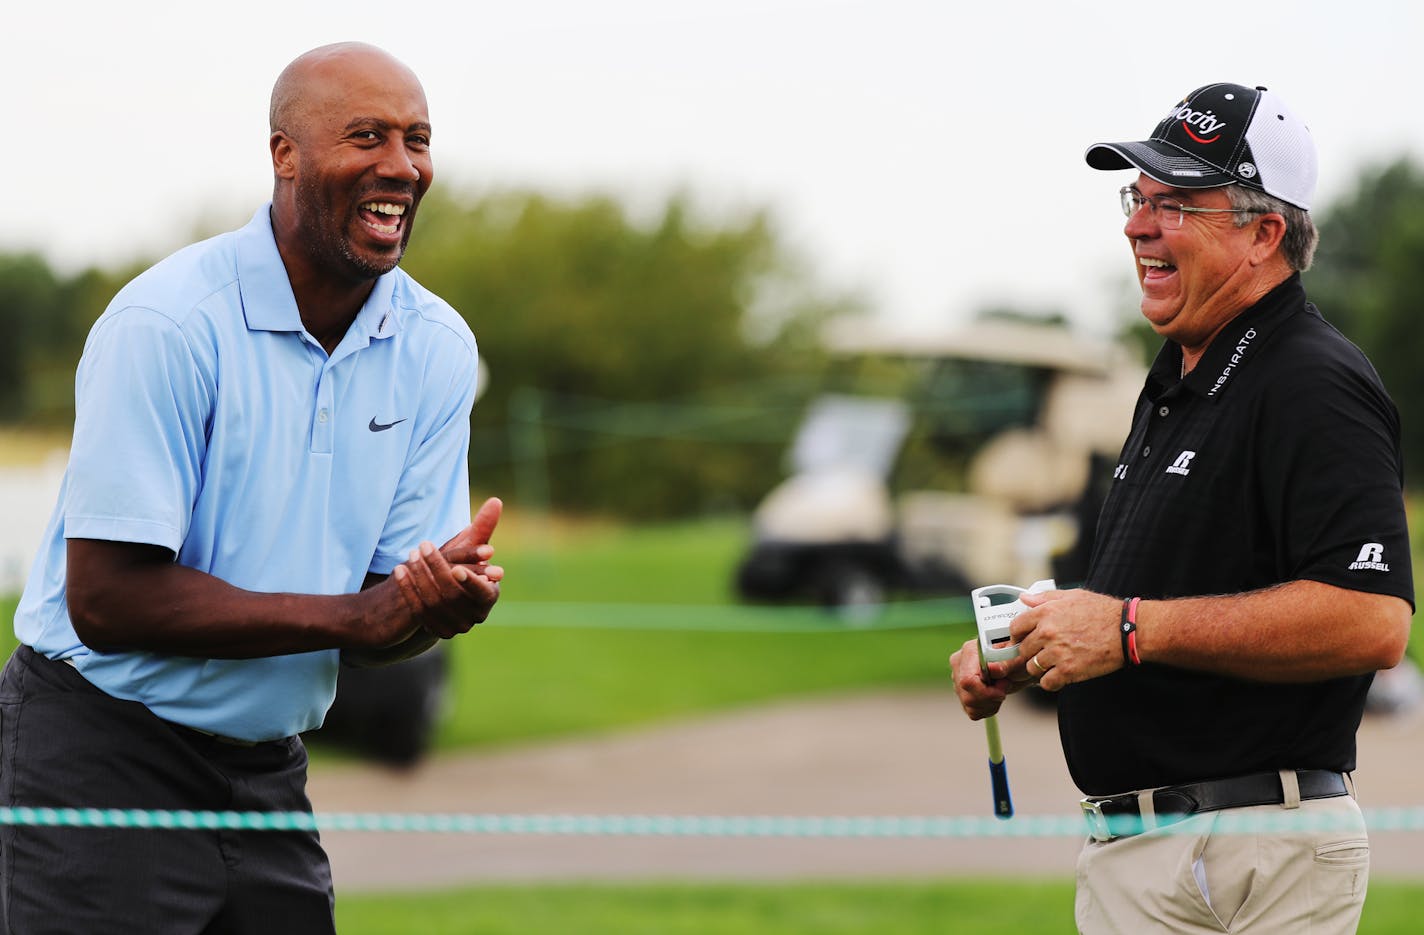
top-left (1119, 187), bottom-right (1264, 229)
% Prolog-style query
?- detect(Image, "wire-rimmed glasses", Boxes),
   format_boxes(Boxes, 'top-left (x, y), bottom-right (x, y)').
top-left (1119, 186), bottom-right (1264, 228)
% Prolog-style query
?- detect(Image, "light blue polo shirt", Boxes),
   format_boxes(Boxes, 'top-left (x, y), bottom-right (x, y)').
top-left (13, 205), bottom-right (478, 741)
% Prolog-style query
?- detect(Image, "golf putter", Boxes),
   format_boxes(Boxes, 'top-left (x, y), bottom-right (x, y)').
top-left (971, 579), bottom-right (1055, 819)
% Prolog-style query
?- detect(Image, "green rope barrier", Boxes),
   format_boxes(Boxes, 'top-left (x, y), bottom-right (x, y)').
top-left (1, 808), bottom-right (1420, 837)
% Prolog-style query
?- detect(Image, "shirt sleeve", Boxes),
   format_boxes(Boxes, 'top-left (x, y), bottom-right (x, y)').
top-left (1256, 344), bottom-right (1413, 607)
top-left (368, 338), bottom-right (478, 574)
top-left (63, 307), bottom-right (211, 553)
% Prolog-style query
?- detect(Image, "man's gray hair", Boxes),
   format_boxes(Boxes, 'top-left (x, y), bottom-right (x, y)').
top-left (1227, 186), bottom-right (1318, 272)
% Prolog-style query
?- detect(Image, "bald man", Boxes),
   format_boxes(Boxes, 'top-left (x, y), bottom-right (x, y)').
top-left (2, 43), bottom-right (500, 933)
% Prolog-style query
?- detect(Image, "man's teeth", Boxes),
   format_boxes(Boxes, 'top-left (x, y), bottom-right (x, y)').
top-left (361, 202), bottom-right (404, 235)
top-left (1139, 257), bottom-right (1172, 269)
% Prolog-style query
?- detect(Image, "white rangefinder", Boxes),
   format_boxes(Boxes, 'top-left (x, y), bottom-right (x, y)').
top-left (971, 579), bottom-right (1056, 679)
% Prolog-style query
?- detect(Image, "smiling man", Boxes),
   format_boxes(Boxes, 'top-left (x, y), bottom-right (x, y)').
top-left (0, 43), bottom-right (502, 934)
top-left (268, 44), bottom-right (434, 347)
top-left (950, 83), bottom-right (1413, 933)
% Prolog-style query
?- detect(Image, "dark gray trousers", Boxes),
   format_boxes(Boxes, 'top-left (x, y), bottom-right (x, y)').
top-left (0, 646), bottom-right (336, 935)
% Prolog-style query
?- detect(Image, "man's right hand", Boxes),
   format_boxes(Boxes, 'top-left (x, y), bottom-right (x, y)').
top-left (949, 636), bottom-right (1032, 721)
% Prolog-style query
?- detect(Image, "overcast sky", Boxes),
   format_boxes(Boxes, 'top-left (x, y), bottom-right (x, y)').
top-left (9, 0), bottom-right (1421, 337)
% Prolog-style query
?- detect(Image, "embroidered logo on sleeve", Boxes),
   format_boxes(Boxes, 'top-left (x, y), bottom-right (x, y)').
top-left (1165, 451), bottom-right (1196, 476)
top-left (1348, 543), bottom-right (1391, 572)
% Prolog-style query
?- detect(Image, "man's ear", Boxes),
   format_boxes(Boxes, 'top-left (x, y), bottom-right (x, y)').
top-left (271, 132), bottom-right (298, 181)
top-left (1249, 213), bottom-right (1288, 266)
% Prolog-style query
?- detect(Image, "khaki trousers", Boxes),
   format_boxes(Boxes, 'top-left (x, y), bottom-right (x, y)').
top-left (1075, 792), bottom-right (1368, 934)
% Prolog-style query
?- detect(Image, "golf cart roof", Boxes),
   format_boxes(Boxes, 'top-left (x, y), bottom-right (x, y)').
top-left (822, 318), bottom-right (1127, 377)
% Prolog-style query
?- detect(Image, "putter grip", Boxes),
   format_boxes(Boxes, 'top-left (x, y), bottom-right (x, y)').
top-left (988, 757), bottom-right (1013, 819)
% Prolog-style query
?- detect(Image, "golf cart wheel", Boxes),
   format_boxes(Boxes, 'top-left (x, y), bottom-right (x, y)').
top-left (815, 562), bottom-right (888, 621)
top-left (317, 644), bottom-right (449, 767)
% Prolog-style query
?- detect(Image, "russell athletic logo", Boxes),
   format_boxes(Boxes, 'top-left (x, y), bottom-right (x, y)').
top-left (1170, 103), bottom-right (1228, 144)
top-left (1165, 451), bottom-right (1196, 476)
top-left (1349, 543), bottom-right (1391, 572)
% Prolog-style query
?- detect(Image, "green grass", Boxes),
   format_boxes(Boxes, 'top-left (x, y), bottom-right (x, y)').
top-left (438, 622), bottom-right (963, 750)
top-left (334, 880), bottom-right (1073, 934)
top-left (429, 516), bottom-right (972, 751)
top-left (0, 596), bottom-right (13, 657)
top-left (332, 878), bottom-right (1424, 935)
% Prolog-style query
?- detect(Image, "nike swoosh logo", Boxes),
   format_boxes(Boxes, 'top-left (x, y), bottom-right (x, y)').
top-left (369, 417), bottom-right (408, 433)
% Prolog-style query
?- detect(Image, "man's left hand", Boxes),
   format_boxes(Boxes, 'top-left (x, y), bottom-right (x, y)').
top-left (393, 498), bottom-right (505, 639)
top-left (1009, 589), bottom-right (1124, 691)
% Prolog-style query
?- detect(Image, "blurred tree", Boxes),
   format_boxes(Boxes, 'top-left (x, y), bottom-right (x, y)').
top-left (1307, 157), bottom-right (1424, 482)
top-left (399, 188), bottom-right (861, 517)
top-left (0, 254), bottom-right (58, 416)
top-left (0, 256), bottom-right (144, 426)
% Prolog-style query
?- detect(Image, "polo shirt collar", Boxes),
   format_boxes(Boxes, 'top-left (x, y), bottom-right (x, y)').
top-left (1155, 273), bottom-right (1307, 402)
top-left (236, 206), bottom-right (301, 333)
top-left (333, 274), bottom-right (400, 361)
top-left (235, 204), bottom-right (402, 345)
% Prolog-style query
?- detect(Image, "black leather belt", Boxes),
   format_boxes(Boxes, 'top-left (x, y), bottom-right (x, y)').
top-left (1080, 769), bottom-right (1349, 842)
top-left (176, 725), bottom-right (261, 748)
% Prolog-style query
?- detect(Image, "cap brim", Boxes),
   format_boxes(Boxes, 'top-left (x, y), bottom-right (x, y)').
top-left (1085, 140), bottom-right (1234, 190)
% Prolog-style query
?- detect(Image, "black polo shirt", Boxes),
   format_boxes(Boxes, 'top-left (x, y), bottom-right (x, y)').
top-left (1060, 274), bottom-right (1414, 795)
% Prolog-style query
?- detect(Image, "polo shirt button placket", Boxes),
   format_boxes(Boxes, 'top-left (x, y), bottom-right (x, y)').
top-left (311, 365), bottom-right (336, 454)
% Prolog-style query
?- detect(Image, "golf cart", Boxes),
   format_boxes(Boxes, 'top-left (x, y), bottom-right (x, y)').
top-left (735, 318), bottom-right (1145, 612)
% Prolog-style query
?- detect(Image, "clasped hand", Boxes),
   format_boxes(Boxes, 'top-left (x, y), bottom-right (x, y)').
top-left (392, 497), bottom-right (505, 639)
top-left (949, 588), bottom-right (1123, 720)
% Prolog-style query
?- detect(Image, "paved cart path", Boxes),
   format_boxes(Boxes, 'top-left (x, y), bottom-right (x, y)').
top-left (308, 688), bottom-right (1423, 891)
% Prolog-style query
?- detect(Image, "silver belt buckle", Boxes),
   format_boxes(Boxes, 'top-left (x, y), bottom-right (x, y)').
top-left (1080, 798), bottom-right (1117, 843)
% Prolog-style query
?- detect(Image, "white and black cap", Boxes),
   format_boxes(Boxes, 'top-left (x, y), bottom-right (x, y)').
top-left (1086, 83), bottom-right (1317, 211)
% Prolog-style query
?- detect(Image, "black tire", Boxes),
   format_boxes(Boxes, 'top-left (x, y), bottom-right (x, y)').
top-left (815, 561), bottom-right (888, 622)
top-left (734, 544), bottom-right (804, 601)
top-left (312, 644), bottom-right (450, 767)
